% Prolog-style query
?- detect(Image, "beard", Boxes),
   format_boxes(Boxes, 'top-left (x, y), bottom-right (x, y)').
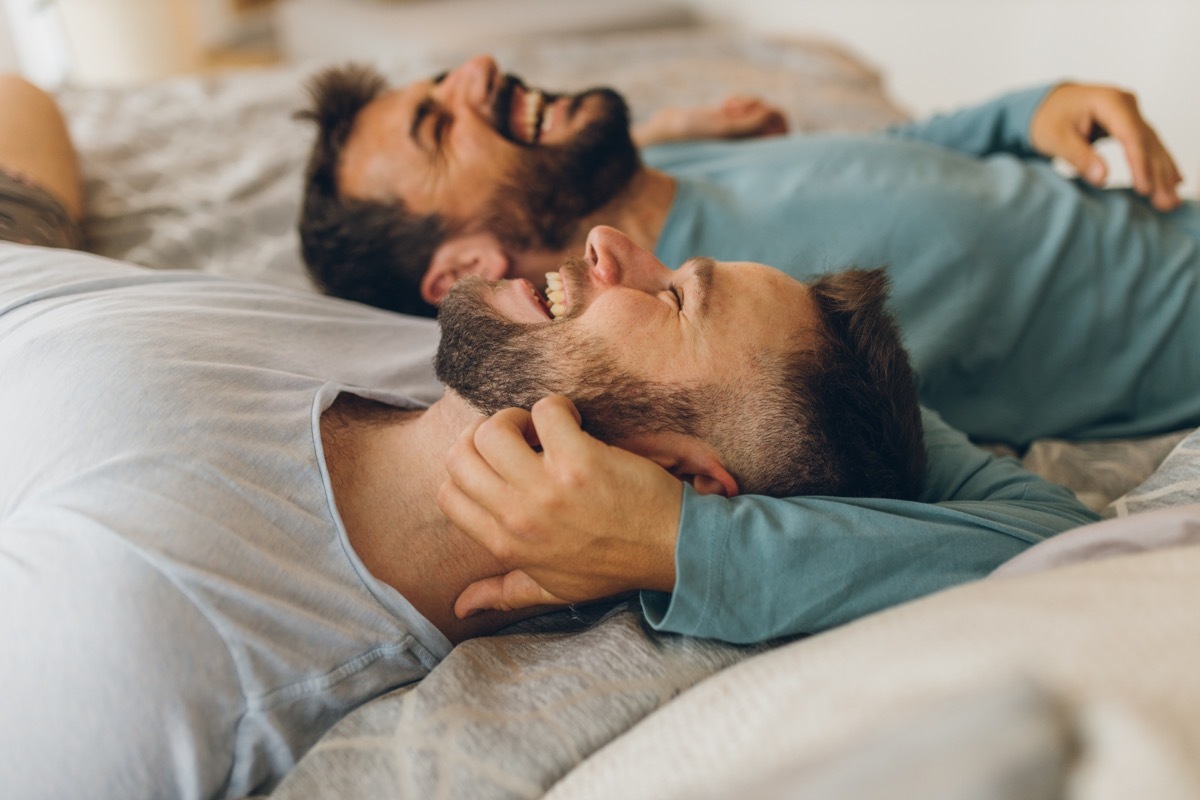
top-left (434, 276), bottom-right (703, 444)
top-left (481, 82), bottom-right (641, 252)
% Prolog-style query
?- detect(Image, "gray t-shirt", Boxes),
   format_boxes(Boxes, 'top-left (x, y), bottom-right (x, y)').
top-left (0, 243), bottom-right (452, 799)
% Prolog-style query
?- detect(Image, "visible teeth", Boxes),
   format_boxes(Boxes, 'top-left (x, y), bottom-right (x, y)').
top-left (543, 271), bottom-right (567, 318)
top-left (523, 90), bottom-right (543, 143)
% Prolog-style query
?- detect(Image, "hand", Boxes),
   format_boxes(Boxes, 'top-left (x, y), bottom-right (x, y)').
top-left (633, 95), bottom-right (789, 147)
top-left (1030, 83), bottom-right (1183, 211)
top-left (439, 395), bottom-right (684, 618)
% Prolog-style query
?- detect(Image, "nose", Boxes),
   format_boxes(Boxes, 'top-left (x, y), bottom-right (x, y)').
top-left (434, 54), bottom-right (497, 110)
top-left (585, 226), bottom-right (668, 292)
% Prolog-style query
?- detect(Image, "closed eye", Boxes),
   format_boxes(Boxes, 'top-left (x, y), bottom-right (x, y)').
top-left (433, 112), bottom-right (451, 148)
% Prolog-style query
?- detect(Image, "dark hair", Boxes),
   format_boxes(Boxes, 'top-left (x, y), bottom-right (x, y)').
top-left (295, 64), bottom-right (444, 317)
top-left (716, 268), bottom-right (925, 500)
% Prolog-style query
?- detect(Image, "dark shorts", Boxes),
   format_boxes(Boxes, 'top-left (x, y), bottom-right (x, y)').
top-left (0, 167), bottom-right (84, 249)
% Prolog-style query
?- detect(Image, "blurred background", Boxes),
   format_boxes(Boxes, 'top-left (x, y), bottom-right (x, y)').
top-left (1, 0), bottom-right (1196, 193)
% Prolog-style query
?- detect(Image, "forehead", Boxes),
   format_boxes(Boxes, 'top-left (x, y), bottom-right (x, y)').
top-left (337, 83), bottom-right (431, 204)
top-left (708, 262), bottom-right (816, 349)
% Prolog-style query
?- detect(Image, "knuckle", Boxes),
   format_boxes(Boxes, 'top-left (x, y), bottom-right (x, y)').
top-left (496, 506), bottom-right (534, 537)
top-left (554, 460), bottom-right (590, 492)
top-left (491, 541), bottom-right (516, 564)
top-left (1115, 89), bottom-right (1138, 109)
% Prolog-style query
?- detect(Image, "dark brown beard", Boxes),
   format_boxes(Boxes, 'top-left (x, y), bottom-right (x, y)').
top-left (434, 277), bottom-right (704, 444)
top-left (482, 87), bottom-right (640, 252)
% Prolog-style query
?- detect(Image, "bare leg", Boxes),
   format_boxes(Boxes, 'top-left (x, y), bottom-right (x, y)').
top-left (0, 75), bottom-right (82, 221)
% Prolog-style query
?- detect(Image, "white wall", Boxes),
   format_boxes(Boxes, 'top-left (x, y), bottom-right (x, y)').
top-left (1, 0), bottom-right (271, 87)
top-left (687, 0), bottom-right (1200, 195)
top-left (3, 0), bottom-right (71, 85)
top-left (0, 1), bottom-right (18, 72)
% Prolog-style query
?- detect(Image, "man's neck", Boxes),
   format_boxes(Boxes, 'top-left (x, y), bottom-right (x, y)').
top-left (510, 167), bottom-right (677, 280)
top-left (321, 392), bottom-right (543, 643)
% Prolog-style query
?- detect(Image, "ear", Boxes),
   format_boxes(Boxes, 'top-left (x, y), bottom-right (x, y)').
top-left (421, 232), bottom-right (509, 304)
top-left (626, 433), bottom-right (739, 498)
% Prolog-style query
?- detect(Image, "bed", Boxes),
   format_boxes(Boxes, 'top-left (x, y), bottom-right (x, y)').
top-left (52, 24), bottom-right (1200, 800)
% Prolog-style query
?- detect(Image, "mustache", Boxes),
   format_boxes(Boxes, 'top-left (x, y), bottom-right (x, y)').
top-left (555, 256), bottom-right (588, 320)
top-left (491, 74), bottom-right (519, 139)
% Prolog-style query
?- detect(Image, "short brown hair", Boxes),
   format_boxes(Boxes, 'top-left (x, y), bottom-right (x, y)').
top-left (717, 268), bottom-right (926, 499)
top-left (662, 267), bottom-right (921, 501)
top-left (295, 64), bottom-right (444, 317)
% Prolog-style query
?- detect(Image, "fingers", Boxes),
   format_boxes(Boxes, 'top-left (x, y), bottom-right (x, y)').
top-left (1033, 84), bottom-right (1184, 212)
top-left (527, 395), bottom-right (594, 464)
top-left (1055, 132), bottom-right (1108, 188)
top-left (1143, 129), bottom-right (1183, 211)
top-left (462, 406), bottom-right (541, 482)
top-left (1091, 89), bottom-right (1182, 210)
top-left (454, 570), bottom-right (567, 619)
top-left (440, 396), bottom-right (591, 555)
top-left (1114, 126), bottom-right (1181, 211)
top-left (722, 96), bottom-right (789, 138)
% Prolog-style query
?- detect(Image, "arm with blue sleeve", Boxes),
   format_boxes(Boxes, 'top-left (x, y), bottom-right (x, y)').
top-left (640, 407), bottom-right (1099, 643)
top-left (884, 84), bottom-right (1056, 158)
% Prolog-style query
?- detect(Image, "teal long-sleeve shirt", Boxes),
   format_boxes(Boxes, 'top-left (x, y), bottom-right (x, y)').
top-left (647, 85), bottom-right (1200, 447)
top-left (643, 408), bottom-right (1098, 644)
top-left (635, 85), bottom-right (1187, 643)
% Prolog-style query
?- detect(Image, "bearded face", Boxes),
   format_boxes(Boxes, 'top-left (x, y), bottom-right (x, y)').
top-left (479, 78), bottom-right (641, 252)
top-left (434, 274), bottom-right (703, 445)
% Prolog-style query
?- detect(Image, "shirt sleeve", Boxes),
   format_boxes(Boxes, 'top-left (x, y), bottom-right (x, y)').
top-left (640, 407), bottom-right (1099, 644)
top-left (882, 84), bottom-right (1057, 158)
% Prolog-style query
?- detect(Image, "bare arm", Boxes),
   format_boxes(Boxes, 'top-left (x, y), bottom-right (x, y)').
top-left (0, 75), bottom-right (83, 220)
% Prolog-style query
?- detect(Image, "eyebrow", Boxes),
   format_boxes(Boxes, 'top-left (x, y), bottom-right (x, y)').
top-left (689, 258), bottom-right (715, 316)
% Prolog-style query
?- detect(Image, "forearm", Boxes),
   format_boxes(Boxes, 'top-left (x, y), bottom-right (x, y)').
top-left (643, 485), bottom-right (1096, 643)
top-left (885, 84), bottom-right (1055, 158)
top-left (644, 409), bottom-right (1098, 643)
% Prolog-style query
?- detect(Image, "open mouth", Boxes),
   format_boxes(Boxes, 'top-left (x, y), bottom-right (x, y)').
top-left (497, 78), bottom-right (553, 146)
top-left (515, 87), bottom-right (552, 145)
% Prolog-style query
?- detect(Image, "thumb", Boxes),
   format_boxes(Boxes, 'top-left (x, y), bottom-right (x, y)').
top-left (1056, 134), bottom-right (1108, 186)
top-left (454, 570), bottom-right (568, 618)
